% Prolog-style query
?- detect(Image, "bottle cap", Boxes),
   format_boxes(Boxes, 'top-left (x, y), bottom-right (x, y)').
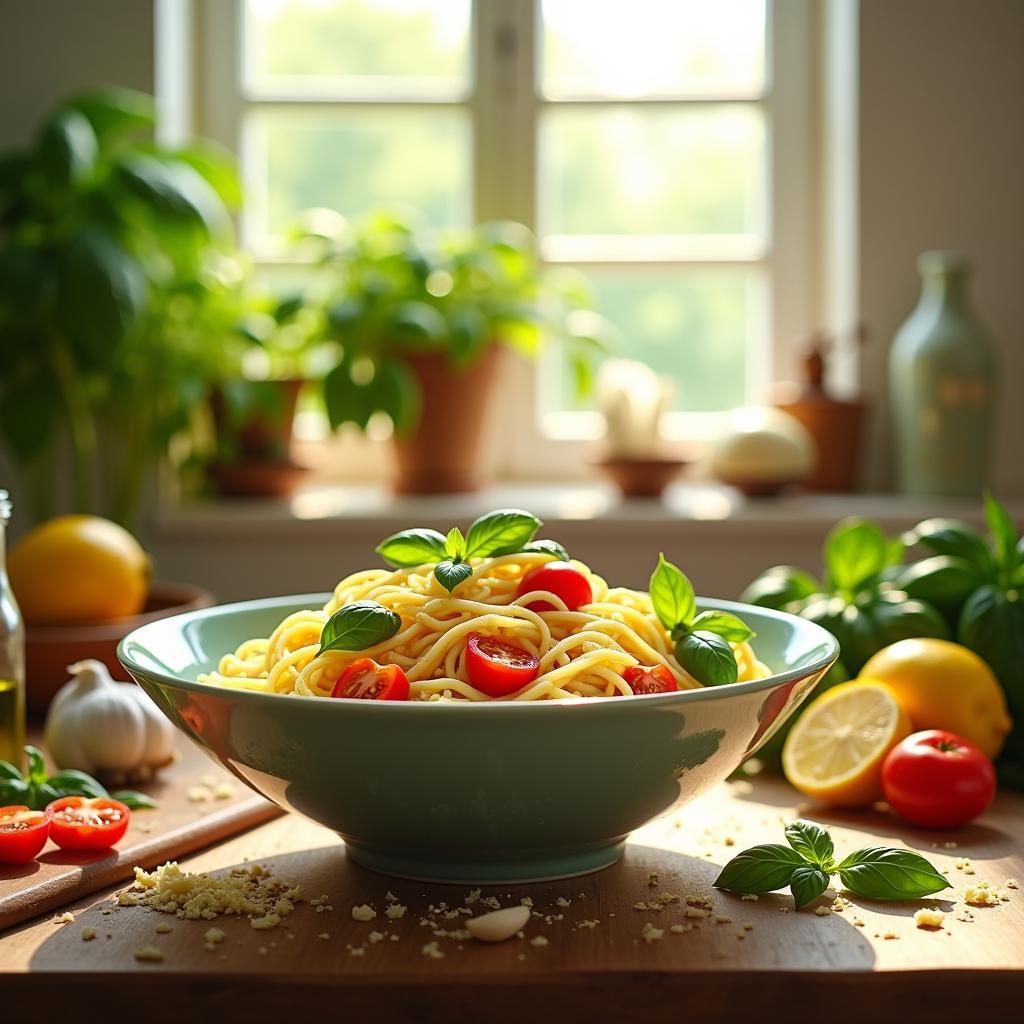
top-left (0, 490), bottom-right (9, 522)
top-left (918, 250), bottom-right (972, 275)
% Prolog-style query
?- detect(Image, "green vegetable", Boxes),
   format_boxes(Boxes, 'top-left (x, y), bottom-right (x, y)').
top-left (649, 554), bottom-right (755, 685)
top-left (111, 790), bottom-right (158, 810)
top-left (464, 509), bottom-right (542, 559)
top-left (375, 528), bottom-right (448, 567)
top-left (318, 601), bottom-right (401, 656)
top-left (0, 745), bottom-right (158, 810)
top-left (716, 821), bottom-right (949, 909)
top-left (434, 561), bottom-right (474, 592)
top-left (522, 539), bottom-right (570, 561)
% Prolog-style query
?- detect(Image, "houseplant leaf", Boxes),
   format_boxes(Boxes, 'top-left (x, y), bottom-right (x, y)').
top-left (36, 108), bottom-right (97, 187)
top-left (115, 153), bottom-right (230, 237)
top-left (67, 87), bottom-right (154, 141)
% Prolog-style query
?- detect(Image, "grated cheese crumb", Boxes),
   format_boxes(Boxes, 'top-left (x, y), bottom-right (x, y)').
top-left (964, 883), bottom-right (1001, 907)
top-left (351, 904), bottom-right (377, 922)
top-left (648, 872), bottom-right (659, 887)
top-left (669, 924), bottom-right (691, 934)
top-left (740, 894), bottom-right (759, 902)
top-left (640, 923), bottom-right (664, 943)
top-left (368, 931), bottom-right (385, 944)
top-left (956, 908), bottom-right (975, 923)
top-left (555, 897), bottom-right (571, 908)
top-left (385, 903), bottom-right (407, 919)
top-left (258, 946), bottom-right (268, 956)
top-left (54, 912), bottom-right (75, 924)
top-left (421, 941), bottom-right (445, 959)
top-left (317, 933), bottom-right (330, 940)
top-left (348, 946), bottom-right (366, 957)
top-left (883, 930), bottom-right (899, 940)
top-left (204, 927), bottom-right (225, 945)
top-left (1006, 878), bottom-right (1019, 890)
top-left (714, 915), bottom-right (732, 924)
top-left (212, 782), bottom-right (236, 800)
top-left (155, 922), bottom-right (172, 934)
top-left (529, 935), bottom-right (549, 947)
top-left (852, 917), bottom-right (866, 928)
top-left (81, 927), bottom-right (96, 941)
top-left (134, 945), bottom-right (165, 962)
top-left (187, 786), bottom-right (212, 803)
top-left (914, 908), bottom-right (946, 930)
top-left (684, 907), bottom-right (708, 920)
top-left (813, 906), bottom-right (831, 917)
top-left (520, 897), bottom-right (534, 908)
top-left (632, 902), bottom-right (648, 911)
top-left (576, 919), bottom-right (600, 929)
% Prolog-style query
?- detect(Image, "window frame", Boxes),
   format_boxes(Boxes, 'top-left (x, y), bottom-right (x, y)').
top-left (187, 0), bottom-right (818, 483)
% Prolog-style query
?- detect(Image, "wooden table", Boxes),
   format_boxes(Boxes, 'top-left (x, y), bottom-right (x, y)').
top-left (2, 775), bottom-right (1021, 1023)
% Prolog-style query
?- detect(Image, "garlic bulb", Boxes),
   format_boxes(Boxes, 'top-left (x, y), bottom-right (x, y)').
top-left (44, 660), bottom-right (177, 784)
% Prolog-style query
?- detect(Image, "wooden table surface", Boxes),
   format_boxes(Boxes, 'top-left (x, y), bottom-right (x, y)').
top-left (2, 774), bottom-right (1021, 1024)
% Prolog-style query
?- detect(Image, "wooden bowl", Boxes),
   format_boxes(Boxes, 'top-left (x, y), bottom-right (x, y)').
top-left (25, 581), bottom-right (215, 717)
top-left (596, 457), bottom-right (689, 498)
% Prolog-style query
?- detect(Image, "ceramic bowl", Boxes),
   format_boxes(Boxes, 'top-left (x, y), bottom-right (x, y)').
top-left (118, 594), bottom-right (838, 884)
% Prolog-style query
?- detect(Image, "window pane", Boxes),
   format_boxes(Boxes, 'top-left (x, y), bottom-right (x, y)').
top-left (244, 0), bottom-right (471, 96)
top-left (544, 269), bottom-right (764, 414)
top-left (539, 106), bottom-right (764, 238)
top-left (542, 0), bottom-right (765, 99)
top-left (244, 109), bottom-right (470, 247)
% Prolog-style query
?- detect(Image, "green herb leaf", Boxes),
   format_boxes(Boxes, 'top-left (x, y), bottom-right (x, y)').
top-left (111, 790), bottom-right (158, 810)
top-left (690, 610), bottom-right (755, 643)
top-left (0, 779), bottom-right (28, 804)
top-left (464, 509), bottom-right (542, 559)
top-left (676, 631), bottom-right (738, 686)
top-left (0, 759), bottom-right (23, 783)
top-left (784, 820), bottom-right (835, 870)
top-left (25, 746), bottom-right (47, 785)
top-left (836, 847), bottom-right (951, 901)
top-left (714, 844), bottom-right (806, 894)
top-left (984, 490), bottom-right (1019, 575)
top-left (444, 527), bottom-right (466, 560)
top-left (824, 519), bottom-right (890, 594)
top-left (649, 553), bottom-right (696, 631)
top-left (319, 601), bottom-right (401, 656)
top-left (48, 769), bottom-right (109, 800)
top-left (434, 560), bottom-right (474, 593)
top-left (904, 517), bottom-right (995, 574)
top-left (376, 528), bottom-right (448, 567)
top-left (522, 539), bottom-right (570, 561)
top-left (790, 866), bottom-right (831, 910)
top-left (740, 566), bottom-right (820, 610)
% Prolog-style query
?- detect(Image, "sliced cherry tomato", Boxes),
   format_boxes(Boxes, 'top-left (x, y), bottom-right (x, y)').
top-left (881, 730), bottom-right (996, 829)
top-left (465, 635), bottom-right (540, 697)
top-left (516, 561), bottom-right (593, 612)
top-left (47, 797), bottom-right (131, 851)
top-left (0, 805), bottom-right (51, 864)
top-left (622, 665), bottom-right (678, 696)
top-left (331, 658), bottom-right (410, 701)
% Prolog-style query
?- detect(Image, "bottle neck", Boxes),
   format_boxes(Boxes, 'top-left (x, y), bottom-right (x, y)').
top-left (920, 268), bottom-right (969, 307)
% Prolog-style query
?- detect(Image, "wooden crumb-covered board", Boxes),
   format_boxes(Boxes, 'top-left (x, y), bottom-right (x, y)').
top-left (0, 738), bottom-right (281, 930)
top-left (0, 775), bottom-right (1021, 1024)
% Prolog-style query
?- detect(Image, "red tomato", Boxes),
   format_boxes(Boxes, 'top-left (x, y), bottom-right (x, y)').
top-left (516, 561), bottom-right (592, 612)
top-left (465, 635), bottom-right (540, 697)
top-left (331, 658), bottom-right (410, 701)
top-left (0, 805), bottom-right (51, 864)
top-left (622, 665), bottom-right (678, 696)
top-left (47, 797), bottom-right (131, 851)
top-left (882, 730), bottom-right (996, 829)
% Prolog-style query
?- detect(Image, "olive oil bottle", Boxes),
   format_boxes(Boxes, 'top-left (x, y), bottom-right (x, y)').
top-left (0, 491), bottom-right (25, 768)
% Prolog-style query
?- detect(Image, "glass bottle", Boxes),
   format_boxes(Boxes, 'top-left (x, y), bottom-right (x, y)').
top-left (0, 491), bottom-right (25, 767)
top-left (889, 252), bottom-right (996, 496)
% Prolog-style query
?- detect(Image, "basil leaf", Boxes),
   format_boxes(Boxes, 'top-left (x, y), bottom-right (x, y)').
top-left (690, 610), bottom-right (755, 643)
top-left (784, 820), bottom-right (835, 870)
top-left (25, 745), bottom-right (47, 785)
top-left (48, 769), bottom-right (109, 799)
top-left (319, 601), bottom-right (401, 656)
top-left (649, 553), bottom-right (695, 631)
top-left (0, 779), bottom-right (29, 805)
top-left (824, 519), bottom-right (889, 594)
top-left (112, 789), bottom-right (158, 810)
top-left (27, 782), bottom-right (61, 811)
top-left (464, 508), bottom-right (542, 559)
top-left (837, 847), bottom-right (950, 901)
top-left (434, 560), bottom-right (474, 593)
top-left (715, 843), bottom-right (805, 894)
top-left (740, 566), bottom-right (820, 610)
top-left (893, 555), bottom-right (984, 613)
top-left (522, 539), bottom-right (570, 561)
top-left (790, 866), bottom-right (831, 910)
top-left (0, 759), bottom-right (24, 782)
top-left (905, 517), bottom-right (995, 574)
top-left (984, 491), bottom-right (1019, 575)
top-left (676, 631), bottom-right (738, 686)
top-left (376, 528), bottom-right (448, 567)
top-left (444, 526), bottom-right (466, 560)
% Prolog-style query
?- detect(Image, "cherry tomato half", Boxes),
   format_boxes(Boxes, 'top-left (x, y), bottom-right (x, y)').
top-left (881, 730), bottom-right (996, 829)
top-left (622, 665), bottom-right (678, 696)
top-left (465, 635), bottom-right (540, 697)
top-left (331, 658), bottom-right (410, 701)
top-left (516, 561), bottom-right (593, 613)
top-left (0, 805), bottom-right (51, 864)
top-left (47, 797), bottom-right (131, 851)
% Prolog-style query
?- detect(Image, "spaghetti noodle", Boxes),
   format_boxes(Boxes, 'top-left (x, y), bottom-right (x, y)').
top-left (200, 552), bottom-right (768, 701)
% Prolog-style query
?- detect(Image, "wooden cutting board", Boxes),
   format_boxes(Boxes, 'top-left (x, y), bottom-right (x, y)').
top-left (0, 736), bottom-right (281, 930)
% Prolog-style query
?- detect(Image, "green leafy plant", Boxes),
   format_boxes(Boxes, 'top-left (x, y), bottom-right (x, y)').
top-left (318, 601), bottom-right (402, 656)
top-left (295, 208), bottom-right (612, 435)
top-left (716, 820), bottom-right (949, 909)
top-left (649, 554), bottom-right (755, 685)
top-left (0, 88), bottom-right (241, 526)
top-left (0, 746), bottom-right (156, 810)
top-left (377, 508), bottom-right (545, 594)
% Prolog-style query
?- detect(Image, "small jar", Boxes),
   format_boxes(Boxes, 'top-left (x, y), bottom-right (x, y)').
top-left (0, 491), bottom-right (25, 767)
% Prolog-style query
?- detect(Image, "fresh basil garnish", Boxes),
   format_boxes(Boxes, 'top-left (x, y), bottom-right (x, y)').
top-left (836, 847), bottom-right (951, 901)
top-left (522, 539), bottom-right (570, 561)
top-left (444, 526), bottom-right (466, 559)
top-left (689, 610), bottom-right (754, 643)
top-left (464, 508), bottom-right (541, 559)
top-left (676, 631), bottom-right (738, 686)
top-left (649, 553), bottom-right (696, 631)
top-left (376, 528), bottom-right (448, 568)
top-left (984, 489), bottom-right (1020, 578)
top-left (714, 844), bottom-right (806, 894)
top-left (434, 560), bottom-right (474, 593)
top-left (716, 822), bottom-right (949, 909)
top-left (111, 789), bottom-right (158, 810)
top-left (824, 519), bottom-right (891, 595)
top-left (319, 600), bottom-right (401, 656)
top-left (48, 769), bottom-right (109, 800)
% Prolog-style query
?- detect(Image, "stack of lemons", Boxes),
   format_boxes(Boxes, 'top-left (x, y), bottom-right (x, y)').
top-left (782, 638), bottom-right (1012, 806)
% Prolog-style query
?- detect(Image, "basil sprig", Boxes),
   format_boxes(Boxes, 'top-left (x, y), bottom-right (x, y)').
top-left (375, 508), bottom-right (544, 594)
top-left (319, 600), bottom-right (402, 656)
top-left (715, 820), bottom-right (950, 909)
top-left (649, 553), bottom-right (755, 685)
top-left (0, 745), bottom-right (157, 811)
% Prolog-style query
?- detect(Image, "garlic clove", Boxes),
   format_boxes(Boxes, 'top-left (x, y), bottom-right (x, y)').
top-left (465, 906), bottom-right (532, 943)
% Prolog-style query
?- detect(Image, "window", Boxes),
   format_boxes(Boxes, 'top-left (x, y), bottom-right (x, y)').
top-left (191, 0), bottom-right (816, 478)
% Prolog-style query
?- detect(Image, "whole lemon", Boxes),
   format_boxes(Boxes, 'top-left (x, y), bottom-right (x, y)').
top-left (860, 638), bottom-right (1011, 760)
top-left (8, 515), bottom-right (150, 625)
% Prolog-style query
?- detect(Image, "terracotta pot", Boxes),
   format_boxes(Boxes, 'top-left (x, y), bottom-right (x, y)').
top-left (25, 581), bottom-right (215, 717)
top-left (596, 457), bottom-right (689, 498)
top-left (775, 396), bottom-right (866, 492)
top-left (392, 346), bottom-right (505, 494)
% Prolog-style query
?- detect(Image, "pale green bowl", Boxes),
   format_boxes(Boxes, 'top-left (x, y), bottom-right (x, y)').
top-left (118, 594), bottom-right (838, 884)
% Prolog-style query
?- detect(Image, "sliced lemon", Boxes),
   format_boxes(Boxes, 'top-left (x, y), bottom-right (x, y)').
top-left (782, 679), bottom-right (912, 807)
